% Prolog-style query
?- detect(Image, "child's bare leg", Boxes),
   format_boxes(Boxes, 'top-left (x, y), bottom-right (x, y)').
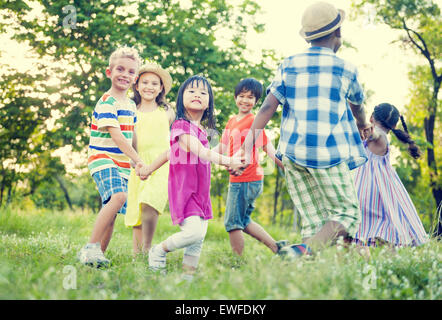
top-left (89, 192), bottom-right (127, 249)
top-left (101, 214), bottom-right (117, 252)
top-left (303, 220), bottom-right (348, 251)
top-left (228, 229), bottom-right (245, 256)
top-left (132, 226), bottom-right (142, 255)
top-left (244, 222), bottom-right (278, 253)
top-left (140, 203), bottom-right (159, 253)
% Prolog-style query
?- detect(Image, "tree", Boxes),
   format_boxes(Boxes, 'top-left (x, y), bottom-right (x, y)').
top-left (0, 66), bottom-right (54, 206)
top-left (351, 0), bottom-right (442, 236)
top-left (0, 0), bottom-right (276, 209)
top-left (2, 0), bottom-right (274, 144)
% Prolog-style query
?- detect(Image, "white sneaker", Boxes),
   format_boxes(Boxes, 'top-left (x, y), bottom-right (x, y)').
top-left (148, 245), bottom-right (166, 272)
top-left (78, 243), bottom-right (110, 268)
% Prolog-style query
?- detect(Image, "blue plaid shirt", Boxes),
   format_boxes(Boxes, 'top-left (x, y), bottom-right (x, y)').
top-left (268, 46), bottom-right (367, 170)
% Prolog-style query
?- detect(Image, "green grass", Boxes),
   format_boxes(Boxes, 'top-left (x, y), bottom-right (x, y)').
top-left (0, 207), bottom-right (440, 300)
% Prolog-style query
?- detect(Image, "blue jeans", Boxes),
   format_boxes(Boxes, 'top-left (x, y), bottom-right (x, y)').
top-left (224, 181), bottom-right (263, 232)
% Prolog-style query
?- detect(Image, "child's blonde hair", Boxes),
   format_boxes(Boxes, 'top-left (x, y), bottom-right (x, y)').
top-left (108, 46), bottom-right (142, 71)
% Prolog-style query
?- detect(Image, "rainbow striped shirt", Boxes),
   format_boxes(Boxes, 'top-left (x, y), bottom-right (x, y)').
top-left (87, 93), bottom-right (137, 180)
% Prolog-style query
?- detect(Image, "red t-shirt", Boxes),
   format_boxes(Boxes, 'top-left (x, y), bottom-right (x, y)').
top-left (220, 113), bottom-right (268, 183)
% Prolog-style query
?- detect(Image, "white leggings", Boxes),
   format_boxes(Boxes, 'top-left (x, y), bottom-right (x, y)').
top-left (163, 216), bottom-right (208, 268)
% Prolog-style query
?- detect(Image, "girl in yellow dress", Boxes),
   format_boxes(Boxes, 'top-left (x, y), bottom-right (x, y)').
top-left (125, 63), bottom-right (175, 255)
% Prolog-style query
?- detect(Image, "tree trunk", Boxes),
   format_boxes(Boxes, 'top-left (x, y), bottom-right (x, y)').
top-left (55, 175), bottom-right (73, 210)
top-left (280, 196), bottom-right (286, 227)
top-left (218, 180), bottom-right (222, 218)
top-left (0, 177), bottom-right (4, 207)
top-left (425, 79), bottom-right (441, 237)
top-left (6, 185), bottom-right (12, 207)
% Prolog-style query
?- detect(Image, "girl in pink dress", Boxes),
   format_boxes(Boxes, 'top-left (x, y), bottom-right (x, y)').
top-left (136, 75), bottom-right (244, 280)
top-left (353, 103), bottom-right (428, 247)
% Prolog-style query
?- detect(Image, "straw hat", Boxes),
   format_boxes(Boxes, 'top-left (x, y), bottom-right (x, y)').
top-left (137, 63), bottom-right (173, 94)
top-left (299, 2), bottom-right (345, 41)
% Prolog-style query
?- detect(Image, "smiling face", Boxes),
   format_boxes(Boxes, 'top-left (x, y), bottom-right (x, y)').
top-left (235, 90), bottom-right (257, 115)
top-left (182, 80), bottom-right (210, 114)
top-left (136, 72), bottom-right (163, 102)
top-left (106, 57), bottom-right (138, 92)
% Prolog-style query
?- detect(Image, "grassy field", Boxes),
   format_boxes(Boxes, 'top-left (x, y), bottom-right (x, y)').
top-left (0, 207), bottom-right (440, 300)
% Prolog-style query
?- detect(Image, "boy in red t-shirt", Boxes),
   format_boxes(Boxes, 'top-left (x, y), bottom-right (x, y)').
top-left (216, 78), bottom-right (286, 256)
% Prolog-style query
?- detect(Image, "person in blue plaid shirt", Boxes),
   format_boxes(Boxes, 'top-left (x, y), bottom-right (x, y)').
top-left (237, 1), bottom-right (372, 259)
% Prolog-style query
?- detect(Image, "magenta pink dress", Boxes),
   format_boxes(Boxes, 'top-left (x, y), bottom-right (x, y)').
top-left (168, 119), bottom-right (213, 225)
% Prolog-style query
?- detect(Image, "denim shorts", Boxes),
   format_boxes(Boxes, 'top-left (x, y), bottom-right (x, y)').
top-left (92, 167), bottom-right (128, 215)
top-left (224, 181), bottom-right (263, 232)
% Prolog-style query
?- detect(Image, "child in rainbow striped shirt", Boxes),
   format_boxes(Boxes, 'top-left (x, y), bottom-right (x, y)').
top-left (78, 47), bottom-right (147, 267)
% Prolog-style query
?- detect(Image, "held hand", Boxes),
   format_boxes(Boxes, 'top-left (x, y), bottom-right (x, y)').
top-left (232, 147), bottom-right (252, 172)
top-left (135, 162), bottom-right (151, 181)
top-left (357, 122), bottom-right (373, 141)
top-left (230, 155), bottom-right (244, 166)
top-left (228, 165), bottom-right (246, 176)
top-left (227, 156), bottom-right (247, 176)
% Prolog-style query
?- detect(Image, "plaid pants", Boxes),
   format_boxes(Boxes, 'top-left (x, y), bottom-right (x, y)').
top-left (283, 156), bottom-right (361, 239)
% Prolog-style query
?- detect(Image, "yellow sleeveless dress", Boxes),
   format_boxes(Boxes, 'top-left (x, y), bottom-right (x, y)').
top-left (125, 107), bottom-right (170, 227)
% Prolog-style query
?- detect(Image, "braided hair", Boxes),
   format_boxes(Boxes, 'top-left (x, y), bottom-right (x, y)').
top-left (372, 103), bottom-right (421, 159)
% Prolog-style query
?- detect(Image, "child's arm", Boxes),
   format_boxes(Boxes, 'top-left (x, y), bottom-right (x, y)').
top-left (211, 142), bottom-right (228, 155)
top-left (263, 141), bottom-right (284, 171)
top-left (348, 102), bottom-right (371, 140)
top-left (136, 149), bottom-right (170, 180)
top-left (129, 129), bottom-right (138, 168)
top-left (107, 126), bottom-right (144, 166)
top-left (167, 107), bottom-right (176, 126)
top-left (240, 93), bottom-right (280, 164)
top-left (178, 134), bottom-right (244, 170)
top-left (132, 128), bottom-right (138, 152)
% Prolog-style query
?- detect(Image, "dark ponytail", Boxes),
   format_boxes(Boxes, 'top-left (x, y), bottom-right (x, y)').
top-left (373, 103), bottom-right (421, 159)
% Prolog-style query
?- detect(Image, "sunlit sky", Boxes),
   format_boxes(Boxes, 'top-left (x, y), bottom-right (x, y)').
top-left (1, 0), bottom-right (433, 172)
top-left (243, 0), bottom-right (427, 112)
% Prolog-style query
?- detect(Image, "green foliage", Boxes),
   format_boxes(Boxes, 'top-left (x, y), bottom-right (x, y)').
top-left (0, 0), bottom-right (278, 209)
top-left (0, 65), bottom-right (63, 206)
top-left (0, 208), bottom-right (440, 299)
top-left (2, 0), bottom-right (275, 148)
top-left (390, 64), bottom-right (441, 231)
top-left (68, 173), bottom-right (102, 212)
top-left (30, 179), bottom-right (67, 210)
